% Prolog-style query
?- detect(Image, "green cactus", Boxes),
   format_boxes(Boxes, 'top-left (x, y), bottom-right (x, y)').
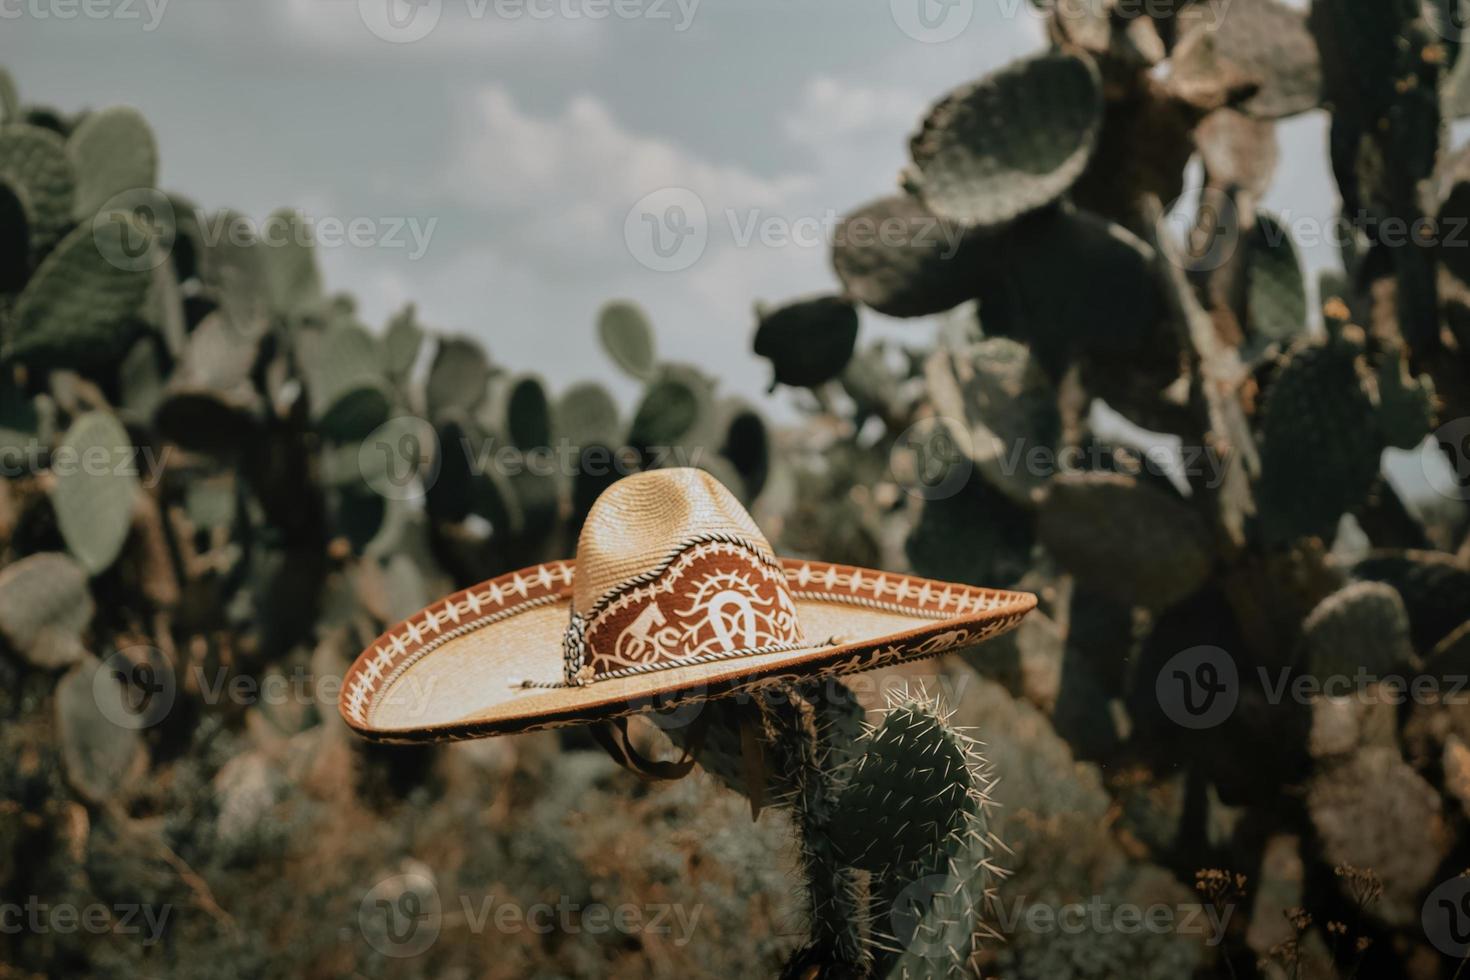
top-left (259, 207), bottom-right (323, 318)
top-left (1244, 211), bottom-right (1308, 346)
top-left (50, 411), bottom-right (142, 575)
top-left (907, 50), bottom-right (1103, 228)
top-left (1298, 581), bottom-right (1415, 680)
top-left (598, 299), bottom-right (657, 380)
top-left (5, 213), bottom-right (153, 366)
top-left (0, 176), bottom-right (28, 292)
top-left (0, 552), bottom-right (92, 669)
top-left (830, 196), bottom-right (986, 319)
top-left (0, 122), bottom-right (75, 259)
top-left (1257, 340), bottom-right (1384, 544)
top-left (1038, 471), bottom-right (1215, 610)
top-left (56, 655), bottom-right (145, 804)
top-left (65, 105), bottom-right (158, 221)
top-left (753, 294), bottom-right (860, 391)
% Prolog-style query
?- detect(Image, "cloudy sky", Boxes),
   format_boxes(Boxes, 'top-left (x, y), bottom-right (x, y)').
top-left (7, 0), bottom-right (1338, 415)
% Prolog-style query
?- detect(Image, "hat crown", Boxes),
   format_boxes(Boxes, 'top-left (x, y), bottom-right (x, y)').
top-left (565, 469), bottom-right (803, 684)
top-left (572, 468), bottom-right (773, 613)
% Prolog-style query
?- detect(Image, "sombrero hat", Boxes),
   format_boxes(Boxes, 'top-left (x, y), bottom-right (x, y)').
top-left (339, 468), bottom-right (1035, 744)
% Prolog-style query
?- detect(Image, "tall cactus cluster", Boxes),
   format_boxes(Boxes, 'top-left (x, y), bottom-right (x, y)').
top-left (742, 1), bottom-right (1470, 977)
top-left (2, 0), bottom-right (1470, 975)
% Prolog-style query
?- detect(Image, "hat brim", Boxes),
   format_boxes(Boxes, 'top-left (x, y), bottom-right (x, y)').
top-left (340, 558), bottom-right (1036, 743)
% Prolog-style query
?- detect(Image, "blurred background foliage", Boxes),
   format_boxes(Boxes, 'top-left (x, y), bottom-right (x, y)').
top-left (4, 0), bottom-right (1470, 976)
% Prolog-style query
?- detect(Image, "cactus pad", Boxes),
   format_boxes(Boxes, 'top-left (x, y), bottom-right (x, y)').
top-left (1173, 0), bottom-right (1322, 119)
top-left (426, 335), bottom-right (493, 421)
top-left (1299, 581), bottom-right (1414, 680)
top-left (56, 656), bottom-right (145, 804)
top-left (0, 176), bottom-right (28, 292)
top-left (50, 411), bottom-right (141, 574)
top-left (828, 696), bottom-right (988, 877)
top-left (1246, 212), bottom-right (1307, 344)
top-left (753, 295), bottom-right (859, 390)
top-left (830, 195), bottom-right (985, 318)
top-left (1373, 353), bottom-right (1436, 450)
top-left (627, 364), bottom-right (715, 455)
top-left (0, 123), bottom-right (75, 259)
top-left (260, 208), bottom-right (323, 317)
top-left (304, 323), bottom-right (391, 441)
top-left (908, 50), bottom-right (1102, 228)
top-left (1257, 342), bottom-right (1383, 544)
top-left (1306, 746), bottom-right (1449, 927)
top-left (66, 106), bottom-right (158, 220)
top-left (555, 381), bottom-right (622, 450)
top-left (597, 299), bottom-right (657, 379)
top-left (1038, 471), bottom-right (1214, 610)
top-left (6, 215), bottom-right (152, 366)
top-left (925, 338), bottom-right (1059, 506)
top-left (0, 552), bottom-right (93, 669)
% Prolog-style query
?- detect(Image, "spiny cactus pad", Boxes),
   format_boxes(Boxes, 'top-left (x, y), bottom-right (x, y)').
top-left (66, 106), bottom-right (158, 221)
top-left (6, 215), bottom-right (152, 366)
top-left (1257, 341), bottom-right (1383, 544)
top-left (753, 294), bottom-right (859, 390)
top-left (828, 697), bottom-right (987, 876)
top-left (830, 195), bottom-right (985, 318)
top-left (0, 552), bottom-right (93, 669)
top-left (1038, 471), bottom-right (1214, 610)
top-left (598, 299), bottom-right (657, 379)
top-left (0, 123), bottom-right (75, 260)
top-left (50, 411), bottom-right (141, 575)
top-left (908, 50), bottom-right (1102, 229)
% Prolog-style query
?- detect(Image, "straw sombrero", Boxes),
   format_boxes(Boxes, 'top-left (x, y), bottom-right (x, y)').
top-left (339, 468), bottom-right (1035, 744)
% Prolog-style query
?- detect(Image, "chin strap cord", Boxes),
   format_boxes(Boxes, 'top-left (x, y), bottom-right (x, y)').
top-left (591, 711), bottom-right (710, 781)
